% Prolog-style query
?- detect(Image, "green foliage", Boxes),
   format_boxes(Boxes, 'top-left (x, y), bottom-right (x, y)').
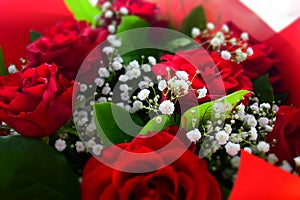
top-left (252, 74), bottom-right (274, 104)
top-left (180, 5), bottom-right (206, 36)
top-left (181, 90), bottom-right (251, 130)
top-left (93, 102), bottom-right (144, 146)
top-left (30, 30), bottom-right (42, 43)
top-left (0, 135), bottom-right (80, 200)
top-left (0, 46), bottom-right (8, 75)
top-left (117, 15), bottom-right (150, 33)
top-left (139, 115), bottom-right (178, 135)
top-left (64, 0), bottom-right (101, 26)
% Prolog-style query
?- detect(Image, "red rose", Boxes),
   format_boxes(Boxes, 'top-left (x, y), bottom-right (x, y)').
top-left (0, 63), bottom-right (73, 138)
top-left (153, 48), bottom-right (252, 101)
top-left (267, 106), bottom-right (300, 164)
top-left (26, 20), bottom-right (108, 80)
top-left (81, 130), bottom-right (221, 200)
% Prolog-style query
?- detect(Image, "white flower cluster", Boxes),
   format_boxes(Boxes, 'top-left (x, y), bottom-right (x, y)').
top-left (191, 22), bottom-right (254, 63)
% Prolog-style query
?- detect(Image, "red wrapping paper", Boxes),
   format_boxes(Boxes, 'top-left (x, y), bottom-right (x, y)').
top-left (230, 150), bottom-right (300, 199)
top-left (0, 0), bottom-right (73, 67)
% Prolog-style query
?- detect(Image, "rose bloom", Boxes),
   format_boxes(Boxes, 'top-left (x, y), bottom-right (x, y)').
top-left (81, 129), bottom-right (221, 200)
top-left (0, 63), bottom-right (73, 138)
top-left (153, 48), bottom-right (253, 102)
top-left (26, 20), bottom-right (108, 80)
top-left (267, 106), bottom-right (300, 164)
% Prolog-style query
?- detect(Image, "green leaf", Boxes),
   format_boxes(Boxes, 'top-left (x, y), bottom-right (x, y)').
top-left (139, 115), bottom-right (176, 135)
top-left (220, 184), bottom-right (231, 200)
top-left (180, 5), bottom-right (206, 36)
top-left (117, 15), bottom-right (150, 33)
top-left (0, 135), bottom-right (80, 200)
top-left (252, 74), bottom-right (274, 104)
top-left (181, 90), bottom-right (251, 130)
top-left (64, 0), bottom-right (101, 26)
top-left (275, 92), bottom-right (289, 105)
top-left (30, 30), bottom-right (42, 43)
top-left (0, 46), bottom-right (8, 75)
top-left (93, 102), bottom-right (144, 146)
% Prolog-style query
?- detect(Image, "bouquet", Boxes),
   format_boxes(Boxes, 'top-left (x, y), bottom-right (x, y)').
top-left (0, 0), bottom-right (300, 199)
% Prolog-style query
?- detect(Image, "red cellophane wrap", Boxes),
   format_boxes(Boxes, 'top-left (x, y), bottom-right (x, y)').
top-left (0, 0), bottom-right (73, 67)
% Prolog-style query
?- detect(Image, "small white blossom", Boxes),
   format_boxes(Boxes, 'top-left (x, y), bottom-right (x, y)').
top-left (258, 117), bottom-right (269, 127)
top-left (75, 111), bottom-right (88, 126)
top-left (148, 56), bottom-right (156, 65)
top-left (246, 114), bottom-right (257, 127)
top-left (249, 127), bottom-right (258, 140)
top-left (221, 51), bottom-right (231, 60)
top-left (241, 32), bottom-right (249, 41)
top-left (260, 103), bottom-right (271, 110)
top-left (191, 27), bottom-right (201, 38)
top-left (272, 104), bottom-right (279, 112)
top-left (120, 92), bottom-right (130, 101)
top-left (244, 147), bottom-right (252, 154)
top-left (230, 38), bottom-right (237, 45)
top-left (119, 84), bottom-right (129, 91)
top-left (159, 100), bottom-right (175, 115)
top-left (137, 89), bottom-right (150, 100)
top-left (267, 153), bottom-right (278, 164)
top-left (104, 10), bottom-right (113, 18)
top-left (176, 71), bottom-right (189, 80)
top-left (92, 144), bottom-right (103, 156)
top-left (79, 84), bottom-right (88, 92)
top-left (197, 87), bottom-right (207, 99)
top-left (213, 102), bottom-right (225, 113)
top-left (155, 116), bottom-right (162, 124)
top-left (246, 47), bottom-right (254, 56)
top-left (294, 156), bottom-right (300, 167)
top-left (98, 67), bottom-right (110, 78)
top-left (102, 86), bottom-right (111, 95)
top-left (55, 139), bottom-right (67, 152)
top-left (215, 131), bottom-right (229, 145)
top-left (128, 60), bottom-right (139, 69)
top-left (250, 104), bottom-right (259, 112)
top-left (98, 97), bottom-right (107, 103)
top-left (265, 125), bottom-right (273, 132)
top-left (108, 24), bottom-right (116, 33)
top-left (113, 56), bottom-right (124, 63)
top-left (119, 7), bottom-right (129, 15)
top-left (230, 156), bottom-right (240, 168)
top-left (221, 24), bottom-right (229, 33)
top-left (207, 22), bottom-right (215, 30)
top-left (225, 142), bottom-right (240, 156)
top-left (133, 100), bottom-right (143, 110)
top-left (75, 141), bottom-right (85, 153)
top-left (102, 46), bottom-right (114, 54)
top-left (119, 75), bottom-right (129, 82)
top-left (138, 81), bottom-right (149, 89)
top-left (102, 2), bottom-right (111, 11)
top-left (94, 78), bottom-right (105, 87)
top-left (127, 68), bottom-right (141, 79)
top-left (280, 160), bottom-right (293, 172)
top-left (158, 80), bottom-right (167, 91)
top-left (235, 49), bottom-right (247, 62)
top-left (8, 65), bottom-right (18, 73)
top-left (257, 141), bottom-right (270, 153)
top-left (224, 124), bottom-right (232, 134)
top-left (87, 139), bottom-right (96, 148)
top-left (186, 129), bottom-right (202, 143)
top-left (210, 37), bottom-right (221, 47)
top-left (112, 61), bottom-right (123, 70)
top-left (141, 64), bottom-right (151, 72)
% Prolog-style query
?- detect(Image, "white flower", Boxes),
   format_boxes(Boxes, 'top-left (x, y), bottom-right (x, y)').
top-left (265, 125), bottom-right (273, 132)
top-left (55, 139), bottom-right (67, 152)
top-left (102, 86), bottom-right (111, 95)
top-left (128, 60), bottom-right (139, 69)
top-left (8, 65), bottom-right (18, 73)
top-left (133, 100), bottom-right (143, 110)
top-left (260, 103), bottom-right (271, 110)
top-left (172, 79), bottom-right (189, 95)
top-left (250, 104), bottom-right (259, 112)
top-left (158, 80), bottom-right (167, 91)
top-left (221, 51), bottom-right (231, 60)
top-left (79, 84), bottom-right (88, 92)
top-left (191, 27), bottom-right (201, 38)
top-left (159, 100), bottom-right (175, 115)
top-left (155, 116), bottom-right (162, 124)
top-left (137, 89), bottom-right (150, 100)
top-left (225, 142), bottom-right (240, 156)
top-left (215, 131), bottom-right (229, 145)
top-left (87, 139), bottom-right (96, 148)
top-left (141, 64), bottom-right (151, 72)
top-left (186, 129), bottom-right (202, 143)
top-left (246, 47), bottom-right (254, 56)
top-left (86, 122), bottom-right (96, 134)
top-left (112, 61), bottom-right (123, 70)
top-left (236, 103), bottom-right (245, 113)
top-left (244, 147), bottom-right (252, 154)
top-left (113, 56), bottom-right (124, 63)
top-left (102, 46), bottom-right (114, 54)
top-left (235, 49), bottom-right (247, 62)
top-left (108, 24), bottom-right (116, 33)
top-left (240, 32), bottom-right (249, 41)
top-left (138, 81), bottom-right (149, 89)
top-left (127, 68), bottom-right (141, 79)
top-left (258, 117), bottom-right (269, 127)
top-left (92, 144), bottom-right (103, 156)
top-left (176, 71), bottom-right (189, 81)
top-left (119, 7), bottom-right (129, 15)
top-left (221, 24), bottom-right (229, 33)
top-left (272, 104), bottom-right (279, 112)
top-left (246, 114), bottom-right (257, 127)
top-left (294, 156), bottom-right (300, 167)
top-left (98, 67), bottom-right (110, 78)
top-left (224, 124), bottom-right (232, 134)
top-left (120, 92), bottom-right (130, 101)
top-left (74, 111), bottom-right (88, 126)
top-left (249, 127), bottom-right (258, 140)
top-left (210, 37), bottom-right (221, 47)
top-left (257, 141), bottom-right (270, 153)
top-left (230, 38), bottom-right (237, 45)
top-left (207, 22), bottom-right (215, 30)
top-left (148, 56), bottom-right (156, 65)
top-left (280, 160), bottom-right (293, 172)
top-left (119, 84), bottom-right (129, 91)
top-left (75, 141), bottom-right (85, 153)
top-left (213, 102), bottom-right (225, 113)
top-left (267, 153), bottom-right (278, 164)
top-left (230, 156), bottom-right (240, 168)
top-left (104, 10), bottom-right (113, 18)
top-left (119, 75), bottom-right (129, 82)
top-left (98, 97), bottom-right (107, 103)
top-left (102, 2), bottom-right (111, 11)
top-left (197, 86), bottom-right (207, 99)
top-left (94, 78), bottom-right (105, 87)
